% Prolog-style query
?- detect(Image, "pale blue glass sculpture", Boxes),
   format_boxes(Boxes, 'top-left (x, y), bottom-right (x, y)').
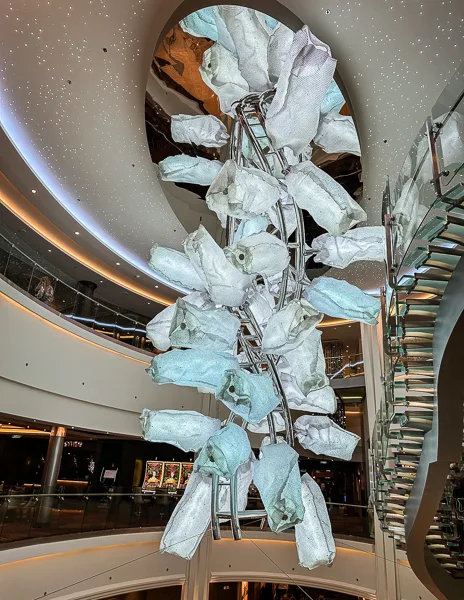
top-left (248, 412), bottom-right (285, 434)
top-left (321, 80), bottom-right (345, 115)
top-left (183, 225), bottom-right (253, 307)
top-left (218, 457), bottom-right (254, 521)
top-left (254, 443), bottom-right (305, 532)
top-left (225, 232), bottom-right (289, 277)
top-left (160, 471), bottom-right (211, 559)
top-left (147, 349), bottom-right (239, 391)
top-left (235, 215), bottom-right (269, 241)
top-left (261, 299), bottom-right (323, 355)
top-left (247, 281), bottom-right (275, 326)
top-left (296, 474), bottom-right (336, 569)
top-left (149, 245), bottom-right (205, 291)
top-left (218, 6), bottom-right (271, 92)
top-left (195, 423), bottom-right (252, 478)
top-left (199, 44), bottom-right (249, 115)
top-left (140, 408), bottom-right (221, 452)
top-left (265, 26), bottom-right (336, 154)
top-left (267, 198), bottom-right (298, 236)
top-left (286, 160), bottom-right (366, 235)
top-left (314, 112), bottom-right (361, 156)
top-left (304, 276), bottom-right (381, 325)
top-left (146, 303), bottom-right (176, 351)
top-left (267, 22), bottom-right (293, 83)
top-left (311, 227), bottom-right (386, 269)
top-left (277, 358), bottom-right (336, 414)
top-left (285, 329), bottom-right (328, 396)
top-left (294, 415), bottom-right (361, 460)
top-left (180, 8), bottom-right (218, 41)
top-left (206, 160), bottom-right (280, 219)
top-left (171, 114), bottom-right (229, 148)
top-left (216, 369), bottom-right (281, 423)
top-left (158, 155), bottom-right (223, 186)
top-left (169, 299), bottom-right (240, 352)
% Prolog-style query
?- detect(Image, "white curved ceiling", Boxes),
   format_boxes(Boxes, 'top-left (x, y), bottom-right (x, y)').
top-left (1, 0), bottom-right (463, 295)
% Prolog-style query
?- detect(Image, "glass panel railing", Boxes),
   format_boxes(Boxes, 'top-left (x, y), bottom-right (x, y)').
top-left (0, 493), bottom-right (371, 544)
top-left (0, 228), bottom-right (156, 353)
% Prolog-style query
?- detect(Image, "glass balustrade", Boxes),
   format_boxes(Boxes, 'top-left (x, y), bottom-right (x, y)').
top-left (0, 492), bottom-right (371, 544)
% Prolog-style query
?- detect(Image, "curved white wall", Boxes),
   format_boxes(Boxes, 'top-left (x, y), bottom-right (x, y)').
top-left (0, 278), bottom-right (204, 436)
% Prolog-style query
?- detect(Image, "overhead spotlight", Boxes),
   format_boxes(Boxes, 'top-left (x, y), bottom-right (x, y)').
top-left (116, 262), bottom-right (120, 266)
top-left (31, 189), bottom-right (37, 194)
top-left (75, 231), bottom-right (80, 235)
top-left (155, 285), bottom-right (159, 288)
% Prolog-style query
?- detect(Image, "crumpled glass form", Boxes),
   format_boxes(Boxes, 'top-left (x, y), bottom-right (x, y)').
top-left (285, 329), bottom-right (328, 396)
top-left (320, 80), bottom-right (345, 115)
top-left (247, 281), bottom-right (275, 326)
top-left (267, 22), bottom-right (294, 83)
top-left (195, 423), bottom-right (252, 478)
top-left (146, 292), bottom-right (214, 351)
top-left (248, 412), bottom-right (285, 434)
top-left (267, 271), bottom-right (297, 298)
top-left (171, 114), bottom-right (229, 148)
top-left (296, 473), bottom-right (336, 569)
top-left (160, 471), bottom-right (211, 559)
top-left (294, 415), bottom-right (361, 460)
top-left (265, 26), bottom-right (336, 154)
top-left (149, 245), bottom-right (205, 291)
top-left (262, 299), bottom-right (323, 355)
top-left (140, 408), bottom-right (221, 452)
top-left (183, 225), bottom-right (253, 307)
top-left (304, 276), bottom-right (381, 325)
top-left (286, 160), bottom-right (366, 235)
top-left (254, 443), bottom-right (305, 532)
top-left (199, 44), bottom-right (249, 115)
top-left (216, 369), bottom-right (281, 423)
top-left (170, 299), bottom-right (240, 352)
top-left (225, 232), bottom-right (289, 277)
top-left (158, 155), bottom-right (223, 186)
top-left (235, 215), bottom-right (269, 241)
top-left (146, 303), bottom-right (176, 352)
top-left (147, 349), bottom-right (239, 391)
top-left (180, 7), bottom-right (218, 41)
top-left (311, 227), bottom-right (386, 268)
top-left (206, 160), bottom-right (281, 219)
top-left (267, 197), bottom-right (298, 237)
top-left (219, 6), bottom-right (271, 92)
top-left (218, 456), bottom-right (254, 520)
top-left (277, 358), bottom-right (336, 414)
top-left (314, 111), bottom-right (361, 156)
top-left (259, 435), bottom-right (286, 457)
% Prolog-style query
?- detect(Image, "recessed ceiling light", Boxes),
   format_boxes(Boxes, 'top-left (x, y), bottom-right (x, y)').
top-left (31, 189), bottom-right (37, 194)
top-left (147, 302), bottom-right (151, 305)
top-left (116, 262), bottom-right (120, 266)
top-left (135, 275), bottom-right (140, 278)
top-left (74, 231), bottom-right (80, 235)
top-left (99, 280), bottom-right (104, 283)
top-left (48, 249), bottom-right (52, 252)
top-left (155, 285), bottom-right (159, 288)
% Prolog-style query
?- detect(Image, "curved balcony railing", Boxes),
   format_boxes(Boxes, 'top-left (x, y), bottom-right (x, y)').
top-left (0, 228), bottom-right (155, 352)
top-left (0, 492), bottom-right (371, 545)
top-left (374, 61), bottom-right (464, 599)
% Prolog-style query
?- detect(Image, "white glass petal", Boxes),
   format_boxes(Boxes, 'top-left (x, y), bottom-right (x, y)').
top-left (311, 227), bottom-right (386, 269)
top-left (147, 348), bottom-right (239, 391)
top-left (294, 415), bottom-right (361, 460)
top-left (267, 201), bottom-right (298, 237)
top-left (247, 281), bottom-right (275, 327)
top-left (148, 245), bottom-right (206, 291)
top-left (248, 412), bottom-right (285, 434)
top-left (265, 26), bottom-right (336, 154)
top-left (216, 369), bottom-right (281, 423)
top-left (206, 160), bottom-right (281, 219)
top-left (267, 271), bottom-right (297, 298)
top-left (195, 423), bottom-right (252, 478)
top-left (304, 276), bottom-right (381, 325)
top-left (267, 22), bottom-right (294, 83)
top-left (160, 471), bottom-right (211, 559)
top-left (158, 155), bottom-right (223, 186)
top-left (314, 111), bottom-right (361, 156)
top-left (199, 44), bottom-right (249, 115)
top-left (219, 6), bottom-right (271, 92)
top-left (296, 473), bottom-right (336, 569)
top-left (170, 299), bottom-right (240, 352)
top-left (183, 225), bottom-right (253, 307)
top-left (254, 443), bottom-right (305, 532)
top-left (286, 160), bottom-right (366, 235)
top-left (146, 303), bottom-right (176, 351)
top-left (261, 299), bottom-right (323, 355)
top-left (140, 408), bottom-right (221, 452)
top-left (171, 114), bottom-right (229, 148)
top-left (180, 8), bottom-right (218, 41)
top-left (285, 329), bottom-right (328, 396)
top-left (259, 435), bottom-right (286, 458)
top-left (218, 456), bottom-right (254, 520)
top-left (320, 80), bottom-right (345, 115)
top-left (235, 215), bottom-right (269, 241)
top-left (225, 232), bottom-right (289, 277)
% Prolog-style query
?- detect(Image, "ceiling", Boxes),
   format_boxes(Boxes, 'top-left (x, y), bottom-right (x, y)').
top-left (1, 0), bottom-right (463, 299)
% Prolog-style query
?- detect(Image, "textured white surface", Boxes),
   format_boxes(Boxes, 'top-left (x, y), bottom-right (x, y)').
top-left (146, 303), bottom-right (176, 351)
top-left (311, 226), bottom-right (386, 268)
top-left (294, 415), bottom-right (361, 460)
top-left (285, 329), bottom-right (328, 396)
top-left (314, 111), bottom-right (361, 156)
top-left (171, 114), bottom-right (229, 148)
top-left (148, 245), bottom-right (205, 291)
top-left (195, 423), bottom-right (252, 478)
top-left (225, 232), bottom-right (290, 277)
top-left (158, 155), bottom-right (223, 186)
top-left (267, 22), bottom-right (294, 83)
